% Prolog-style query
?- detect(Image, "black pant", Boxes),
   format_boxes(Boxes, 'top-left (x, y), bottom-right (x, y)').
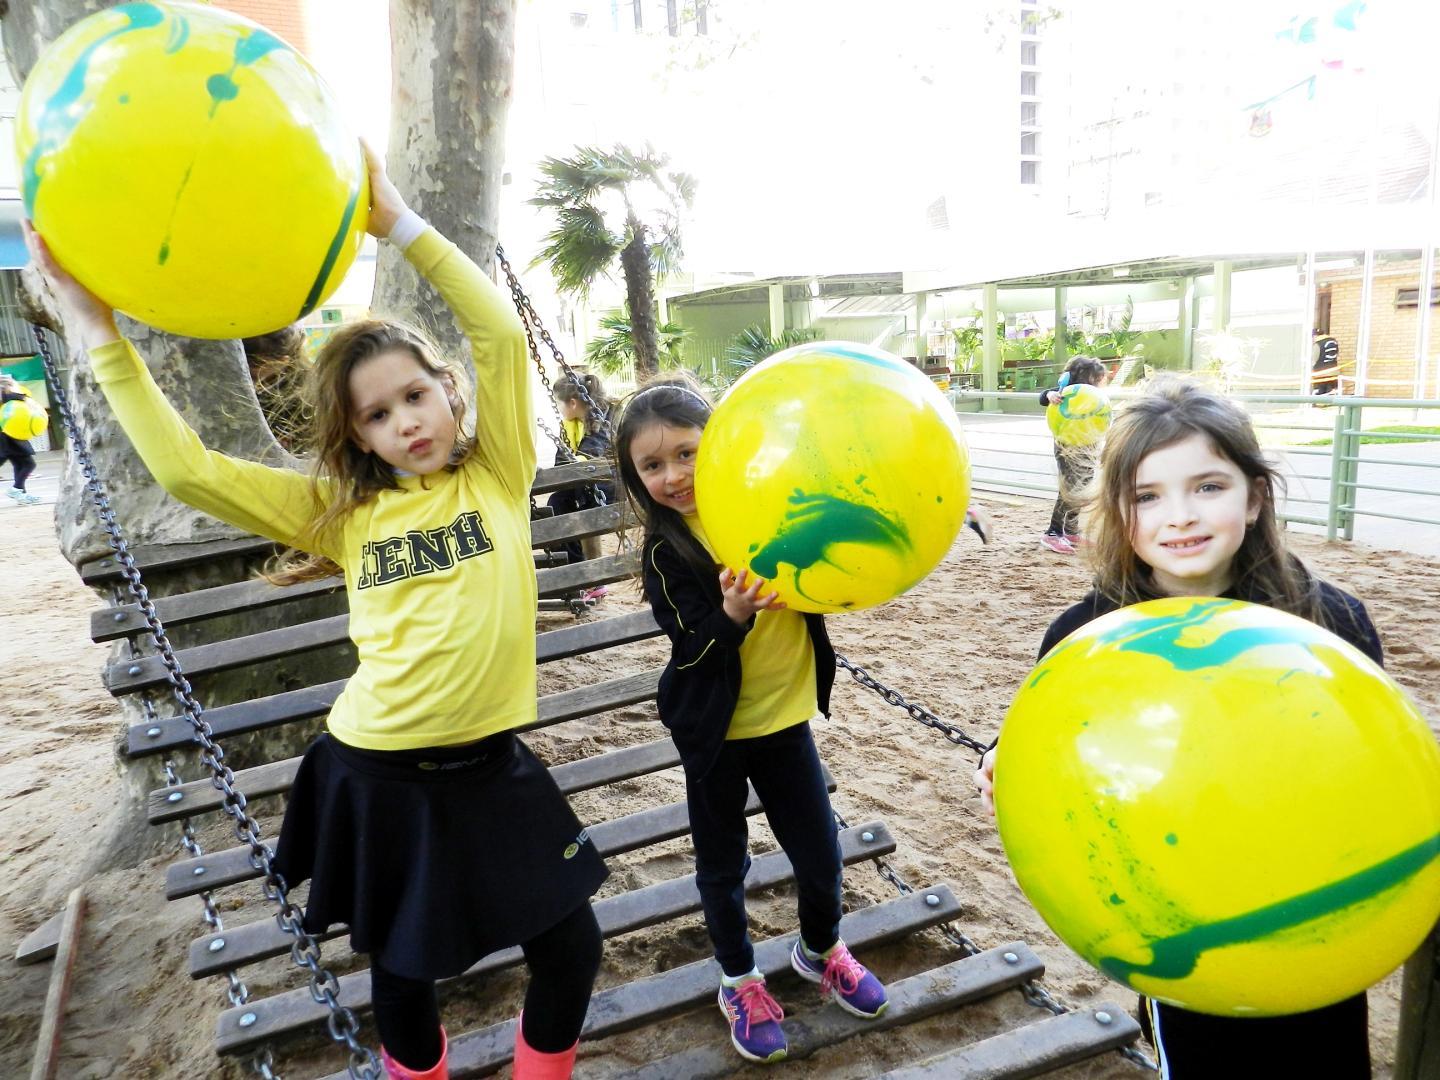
top-left (687, 721), bottom-right (843, 978)
top-left (371, 900), bottom-right (603, 1069)
top-left (1139, 992), bottom-right (1370, 1078)
top-left (2, 447), bottom-right (35, 491)
top-left (1047, 444), bottom-right (1091, 537)
top-left (546, 483), bottom-right (614, 565)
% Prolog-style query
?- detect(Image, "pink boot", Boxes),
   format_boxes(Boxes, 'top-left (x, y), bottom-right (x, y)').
top-left (513, 1012), bottom-right (578, 1079)
top-left (381, 1028), bottom-right (448, 1079)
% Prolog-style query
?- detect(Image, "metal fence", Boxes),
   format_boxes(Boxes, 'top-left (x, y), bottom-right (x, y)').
top-left (951, 389), bottom-right (1440, 543)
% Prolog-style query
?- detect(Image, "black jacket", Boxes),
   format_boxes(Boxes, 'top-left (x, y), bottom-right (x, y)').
top-left (642, 533), bottom-right (835, 779)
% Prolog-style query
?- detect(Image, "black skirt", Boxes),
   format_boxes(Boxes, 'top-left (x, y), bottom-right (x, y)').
top-left (272, 731), bottom-right (609, 981)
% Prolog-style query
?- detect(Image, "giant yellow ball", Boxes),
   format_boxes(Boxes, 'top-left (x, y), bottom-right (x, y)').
top-left (996, 597), bottom-right (1440, 1016)
top-left (1046, 382), bottom-right (1112, 447)
top-left (1, 397), bottom-right (48, 440)
top-left (16, 2), bottom-right (368, 339)
top-left (694, 342), bottom-right (970, 614)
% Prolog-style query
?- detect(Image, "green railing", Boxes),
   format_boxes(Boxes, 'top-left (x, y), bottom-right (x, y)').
top-left (950, 390), bottom-right (1440, 541)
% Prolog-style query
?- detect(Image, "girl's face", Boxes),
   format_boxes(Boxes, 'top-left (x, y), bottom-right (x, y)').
top-left (1129, 433), bottom-right (1261, 598)
top-left (348, 348), bottom-right (459, 475)
top-left (558, 396), bottom-right (588, 422)
top-left (629, 421), bottom-right (702, 515)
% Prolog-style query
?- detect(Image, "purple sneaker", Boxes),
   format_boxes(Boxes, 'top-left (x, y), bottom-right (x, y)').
top-left (790, 940), bottom-right (889, 1019)
top-left (717, 977), bottom-right (788, 1063)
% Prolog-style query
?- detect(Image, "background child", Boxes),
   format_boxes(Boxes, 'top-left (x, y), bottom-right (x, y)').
top-left (615, 378), bottom-right (889, 1065)
top-left (546, 371), bottom-right (616, 572)
top-left (977, 379), bottom-right (1382, 1078)
top-left (0, 373), bottom-right (41, 505)
top-left (28, 144), bottom-right (606, 1080)
top-left (1038, 355), bottom-right (1109, 555)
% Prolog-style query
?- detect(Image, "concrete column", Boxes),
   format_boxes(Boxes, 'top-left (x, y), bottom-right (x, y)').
top-left (656, 292), bottom-right (669, 326)
top-left (915, 291), bottom-right (930, 362)
top-left (1053, 286), bottom-right (1068, 366)
top-left (768, 282), bottom-right (785, 337)
top-left (1212, 260), bottom-right (1233, 332)
top-left (1178, 276), bottom-right (1195, 369)
top-left (982, 283), bottom-right (999, 408)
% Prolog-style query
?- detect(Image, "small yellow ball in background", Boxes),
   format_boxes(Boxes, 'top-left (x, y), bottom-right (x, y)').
top-left (695, 342), bottom-right (971, 614)
top-left (1046, 382), bottom-right (1112, 447)
top-left (16, 1), bottom-right (368, 340)
top-left (996, 596), bottom-right (1440, 1016)
top-left (1, 397), bottom-right (48, 440)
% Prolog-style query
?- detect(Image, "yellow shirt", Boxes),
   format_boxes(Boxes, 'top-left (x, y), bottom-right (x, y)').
top-left (684, 516), bottom-right (819, 740)
top-left (90, 227), bottom-right (539, 750)
top-left (561, 417), bottom-right (585, 453)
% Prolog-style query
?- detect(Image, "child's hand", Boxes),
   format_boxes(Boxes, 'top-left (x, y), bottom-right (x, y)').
top-left (361, 138), bottom-right (410, 239)
top-left (22, 221), bottom-right (119, 349)
top-left (719, 567), bottom-right (786, 624)
top-left (975, 747), bottom-right (996, 816)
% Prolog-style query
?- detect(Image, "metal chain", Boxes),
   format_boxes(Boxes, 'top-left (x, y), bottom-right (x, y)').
top-left (836, 653), bottom-right (992, 757)
top-left (831, 676), bottom-right (1158, 1072)
top-left (35, 328), bottom-right (380, 1080)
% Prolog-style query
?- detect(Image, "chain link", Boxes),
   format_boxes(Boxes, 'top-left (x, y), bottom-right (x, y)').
top-left (835, 654), bottom-right (992, 757)
top-left (35, 328), bottom-right (380, 1079)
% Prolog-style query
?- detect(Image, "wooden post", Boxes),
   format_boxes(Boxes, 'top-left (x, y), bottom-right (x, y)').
top-left (29, 885), bottom-right (86, 1080)
top-left (1395, 919), bottom-right (1440, 1079)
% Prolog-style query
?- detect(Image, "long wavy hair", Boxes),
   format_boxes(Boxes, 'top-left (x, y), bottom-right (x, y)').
top-left (613, 373), bottom-right (716, 597)
top-left (1087, 379), bottom-right (1324, 623)
top-left (268, 319), bottom-right (475, 584)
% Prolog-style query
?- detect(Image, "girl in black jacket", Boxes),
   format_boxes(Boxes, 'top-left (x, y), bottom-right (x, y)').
top-left (614, 378), bottom-right (888, 1065)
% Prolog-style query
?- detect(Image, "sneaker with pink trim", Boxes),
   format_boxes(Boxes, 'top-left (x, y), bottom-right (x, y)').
top-left (790, 939), bottom-right (889, 1019)
top-left (1040, 533), bottom-right (1075, 554)
top-left (717, 976), bottom-right (788, 1063)
top-left (1064, 533), bottom-right (1089, 548)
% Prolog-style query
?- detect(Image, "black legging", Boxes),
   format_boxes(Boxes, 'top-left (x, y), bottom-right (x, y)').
top-left (371, 900), bottom-right (603, 1069)
top-left (1047, 444), bottom-right (1092, 537)
top-left (2, 448), bottom-right (35, 491)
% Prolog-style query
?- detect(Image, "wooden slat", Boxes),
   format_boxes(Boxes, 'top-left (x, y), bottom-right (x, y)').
top-left (215, 822), bottom-right (894, 1053)
top-left (622, 944), bottom-right (1046, 1080)
top-left (126, 679), bottom-right (346, 759)
top-left (14, 911), bottom-right (64, 965)
top-left (79, 536), bottom-right (277, 586)
top-left (107, 606), bottom-right (660, 696)
top-left (28, 886), bottom-right (86, 1080)
top-left (532, 459), bottom-right (616, 495)
top-left (530, 502), bottom-right (629, 547)
top-left (90, 575), bottom-right (343, 643)
top-left (80, 467), bottom-right (615, 587)
top-left (168, 764), bottom-right (831, 902)
top-left (871, 1004), bottom-right (1142, 1079)
top-left (145, 668), bottom-right (663, 816)
top-left (535, 549), bottom-right (640, 597)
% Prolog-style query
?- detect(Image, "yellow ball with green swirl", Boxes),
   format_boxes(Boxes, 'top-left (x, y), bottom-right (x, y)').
top-left (16, 1), bottom-right (367, 339)
top-left (1046, 382), bottom-right (1112, 447)
top-left (694, 342), bottom-right (970, 614)
top-left (996, 597), bottom-right (1440, 1016)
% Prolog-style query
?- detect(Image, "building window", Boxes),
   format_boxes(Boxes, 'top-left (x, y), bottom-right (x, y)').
top-left (1020, 102), bottom-right (1038, 126)
top-left (1021, 41), bottom-right (1037, 65)
top-left (1021, 160), bottom-right (1039, 185)
top-left (1020, 132), bottom-right (1039, 155)
top-left (1395, 286), bottom-right (1440, 307)
top-left (1020, 72), bottom-right (1038, 96)
top-left (569, 11), bottom-right (589, 28)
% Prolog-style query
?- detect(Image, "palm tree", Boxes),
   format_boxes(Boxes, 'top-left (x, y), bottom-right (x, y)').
top-left (530, 143), bottom-right (696, 378)
top-left (725, 324), bottom-right (819, 378)
top-left (585, 308), bottom-right (689, 376)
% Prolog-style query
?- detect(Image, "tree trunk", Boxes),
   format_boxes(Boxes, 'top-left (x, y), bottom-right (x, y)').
top-left (373, 0), bottom-right (517, 364)
top-left (621, 216), bottom-right (659, 378)
top-left (4, 0), bottom-right (339, 873)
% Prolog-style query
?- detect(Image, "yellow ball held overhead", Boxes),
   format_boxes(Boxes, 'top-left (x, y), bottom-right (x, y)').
top-left (694, 341), bottom-right (971, 614)
top-left (16, 1), bottom-right (368, 340)
top-left (996, 597), bottom-right (1440, 1017)
top-left (1046, 382), bottom-right (1112, 447)
top-left (1, 397), bottom-right (48, 440)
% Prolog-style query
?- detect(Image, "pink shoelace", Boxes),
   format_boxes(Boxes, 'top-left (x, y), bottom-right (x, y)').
top-left (730, 979), bottom-right (785, 1037)
top-left (820, 944), bottom-right (866, 998)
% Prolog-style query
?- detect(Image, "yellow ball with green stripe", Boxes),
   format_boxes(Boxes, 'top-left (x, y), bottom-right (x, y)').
top-left (1046, 382), bottom-right (1112, 447)
top-left (16, 1), bottom-right (367, 339)
top-left (1, 397), bottom-right (48, 439)
top-left (996, 597), bottom-right (1440, 1016)
top-left (695, 341), bottom-right (970, 614)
